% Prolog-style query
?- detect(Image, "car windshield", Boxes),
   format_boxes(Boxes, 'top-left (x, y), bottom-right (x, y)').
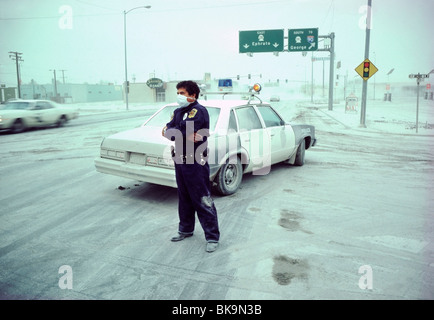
top-left (2, 102), bottom-right (31, 110)
top-left (144, 105), bottom-right (220, 132)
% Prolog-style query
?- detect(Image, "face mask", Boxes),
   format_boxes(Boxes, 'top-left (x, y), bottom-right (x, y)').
top-left (177, 94), bottom-right (194, 107)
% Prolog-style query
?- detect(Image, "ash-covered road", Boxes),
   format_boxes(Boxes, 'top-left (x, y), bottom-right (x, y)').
top-left (1, 100), bottom-right (433, 300)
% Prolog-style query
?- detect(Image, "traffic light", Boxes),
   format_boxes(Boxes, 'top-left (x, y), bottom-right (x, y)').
top-left (248, 74), bottom-right (251, 79)
top-left (237, 75), bottom-right (240, 80)
top-left (363, 61), bottom-right (370, 78)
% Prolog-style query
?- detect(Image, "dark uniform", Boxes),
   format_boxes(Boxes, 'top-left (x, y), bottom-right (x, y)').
top-left (164, 101), bottom-right (220, 243)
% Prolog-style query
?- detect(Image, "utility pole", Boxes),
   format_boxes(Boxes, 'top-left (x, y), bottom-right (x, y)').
top-left (360, 0), bottom-right (373, 127)
top-left (49, 69), bottom-right (58, 101)
top-left (9, 51), bottom-right (23, 98)
top-left (328, 32), bottom-right (335, 110)
top-left (59, 69), bottom-right (67, 83)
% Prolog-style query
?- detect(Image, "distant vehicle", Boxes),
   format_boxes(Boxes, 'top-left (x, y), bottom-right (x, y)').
top-left (270, 95), bottom-right (280, 102)
top-left (95, 84), bottom-right (317, 196)
top-left (218, 79), bottom-right (233, 92)
top-left (0, 99), bottom-right (79, 133)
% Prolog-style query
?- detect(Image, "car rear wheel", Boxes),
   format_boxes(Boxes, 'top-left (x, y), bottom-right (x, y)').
top-left (11, 119), bottom-right (26, 134)
top-left (294, 139), bottom-right (305, 166)
top-left (214, 156), bottom-right (243, 196)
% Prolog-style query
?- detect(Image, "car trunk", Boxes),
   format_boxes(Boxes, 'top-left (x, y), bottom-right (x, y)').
top-left (102, 126), bottom-right (173, 159)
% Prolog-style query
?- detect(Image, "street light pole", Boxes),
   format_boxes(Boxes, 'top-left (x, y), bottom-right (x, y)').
top-left (360, 0), bottom-right (372, 127)
top-left (124, 5), bottom-right (151, 111)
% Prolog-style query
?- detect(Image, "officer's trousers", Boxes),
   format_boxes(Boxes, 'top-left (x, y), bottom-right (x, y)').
top-left (174, 161), bottom-right (220, 242)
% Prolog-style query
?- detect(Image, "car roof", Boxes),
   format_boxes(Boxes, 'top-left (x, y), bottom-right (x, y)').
top-left (7, 99), bottom-right (51, 103)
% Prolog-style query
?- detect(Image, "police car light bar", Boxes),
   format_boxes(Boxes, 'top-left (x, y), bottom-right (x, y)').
top-left (200, 83), bottom-right (262, 102)
top-left (250, 83), bottom-right (262, 93)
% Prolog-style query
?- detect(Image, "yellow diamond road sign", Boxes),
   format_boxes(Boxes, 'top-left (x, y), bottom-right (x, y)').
top-left (355, 58), bottom-right (378, 80)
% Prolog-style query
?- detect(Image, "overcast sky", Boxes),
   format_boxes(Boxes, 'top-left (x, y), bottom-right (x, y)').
top-left (1, 0), bottom-right (433, 87)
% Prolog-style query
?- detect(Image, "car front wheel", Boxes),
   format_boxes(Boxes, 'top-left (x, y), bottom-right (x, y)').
top-left (294, 139), bottom-right (305, 166)
top-left (11, 119), bottom-right (26, 133)
top-left (214, 156), bottom-right (243, 196)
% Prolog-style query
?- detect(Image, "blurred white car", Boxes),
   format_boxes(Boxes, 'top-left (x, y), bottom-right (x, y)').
top-left (95, 90), bottom-right (316, 195)
top-left (270, 95), bottom-right (280, 102)
top-left (0, 99), bottom-right (79, 133)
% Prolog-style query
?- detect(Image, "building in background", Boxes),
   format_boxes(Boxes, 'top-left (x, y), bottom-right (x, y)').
top-left (1, 82), bottom-right (123, 103)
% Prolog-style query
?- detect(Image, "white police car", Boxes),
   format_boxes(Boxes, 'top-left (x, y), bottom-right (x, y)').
top-left (94, 85), bottom-right (316, 195)
top-left (0, 99), bottom-right (78, 133)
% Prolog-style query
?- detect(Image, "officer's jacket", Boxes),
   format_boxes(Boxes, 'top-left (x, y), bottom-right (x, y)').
top-left (165, 101), bottom-right (210, 156)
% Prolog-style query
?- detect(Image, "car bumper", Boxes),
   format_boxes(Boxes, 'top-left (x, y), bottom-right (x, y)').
top-left (0, 120), bottom-right (13, 130)
top-left (94, 157), bottom-right (177, 188)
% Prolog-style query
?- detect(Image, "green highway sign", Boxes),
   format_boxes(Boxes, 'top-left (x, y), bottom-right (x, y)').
top-left (288, 28), bottom-right (318, 52)
top-left (239, 29), bottom-right (284, 53)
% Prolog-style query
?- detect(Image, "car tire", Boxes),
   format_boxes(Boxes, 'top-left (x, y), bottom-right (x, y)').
top-left (214, 156), bottom-right (243, 196)
top-left (56, 115), bottom-right (67, 127)
top-left (11, 119), bottom-right (26, 134)
top-left (294, 139), bottom-right (305, 166)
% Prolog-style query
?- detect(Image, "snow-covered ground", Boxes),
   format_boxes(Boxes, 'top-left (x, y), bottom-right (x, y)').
top-left (0, 93), bottom-right (433, 300)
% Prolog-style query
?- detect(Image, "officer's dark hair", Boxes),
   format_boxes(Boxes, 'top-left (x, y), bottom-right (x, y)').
top-left (176, 80), bottom-right (200, 98)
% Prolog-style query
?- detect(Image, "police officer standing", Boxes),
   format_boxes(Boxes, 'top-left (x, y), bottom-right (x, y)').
top-left (162, 80), bottom-right (220, 252)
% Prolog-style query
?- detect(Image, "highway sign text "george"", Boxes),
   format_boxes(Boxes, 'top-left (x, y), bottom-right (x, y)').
top-left (239, 29), bottom-right (284, 53)
top-left (288, 28), bottom-right (318, 52)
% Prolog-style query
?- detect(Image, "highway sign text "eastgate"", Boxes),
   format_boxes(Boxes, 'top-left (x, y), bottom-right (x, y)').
top-left (239, 29), bottom-right (284, 53)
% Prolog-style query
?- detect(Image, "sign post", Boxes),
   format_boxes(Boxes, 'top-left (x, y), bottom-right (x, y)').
top-left (409, 73), bottom-right (430, 133)
top-left (358, 0), bottom-right (373, 128)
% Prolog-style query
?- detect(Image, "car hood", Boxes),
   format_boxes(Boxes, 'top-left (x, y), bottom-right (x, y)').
top-left (102, 125), bottom-right (173, 155)
top-left (0, 109), bottom-right (27, 116)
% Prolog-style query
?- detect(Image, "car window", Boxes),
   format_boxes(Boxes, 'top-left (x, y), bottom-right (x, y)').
top-left (145, 105), bottom-right (220, 132)
top-left (235, 106), bottom-right (262, 131)
top-left (256, 105), bottom-right (283, 127)
top-left (145, 105), bottom-right (178, 127)
top-left (228, 109), bottom-right (238, 133)
top-left (207, 107), bottom-right (220, 132)
top-left (3, 102), bottom-right (30, 110)
top-left (42, 102), bottom-right (54, 109)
